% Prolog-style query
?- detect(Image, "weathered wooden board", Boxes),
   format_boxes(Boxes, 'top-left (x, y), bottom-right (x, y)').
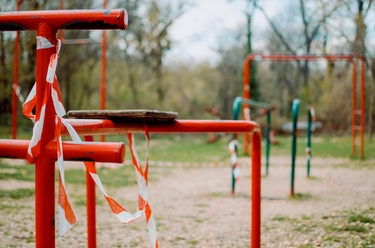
top-left (66, 109), bottom-right (178, 121)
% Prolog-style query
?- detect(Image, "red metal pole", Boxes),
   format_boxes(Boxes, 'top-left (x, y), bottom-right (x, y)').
top-left (351, 60), bottom-right (357, 157)
top-left (242, 57), bottom-right (251, 155)
top-left (84, 136), bottom-right (97, 248)
top-left (11, 0), bottom-right (23, 139)
top-left (35, 23), bottom-right (58, 248)
top-left (101, 0), bottom-right (108, 143)
top-left (11, 30), bottom-right (19, 139)
top-left (0, 139), bottom-right (125, 163)
top-left (64, 119), bottom-right (259, 135)
top-left (251, 130), bottom-right (261, 248)
top-left (360, 58), bottom-right (365, 158)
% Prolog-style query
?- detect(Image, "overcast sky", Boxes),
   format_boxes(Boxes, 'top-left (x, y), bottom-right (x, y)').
top-left (165, 0), bottom-right (283, 65)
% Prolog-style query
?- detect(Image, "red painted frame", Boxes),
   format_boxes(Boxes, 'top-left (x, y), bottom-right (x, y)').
top-left (11, 0), bottom-right (23, 139)
top-left (0, 9), bottom-right (262, 248)
top-left (242, 53), bottom-right (365, 158)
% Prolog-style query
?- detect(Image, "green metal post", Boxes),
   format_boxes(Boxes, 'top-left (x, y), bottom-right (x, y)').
top-left (290, 99), bottom-right (300, 196)
top-left (306, 107), bottom-right (312, 177)
top-left (265, 111), bottom-right (271, 175)
top-left (231, 97), bottom-right (241, 193)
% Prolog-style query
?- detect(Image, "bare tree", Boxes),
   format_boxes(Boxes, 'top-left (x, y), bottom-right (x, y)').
top-left (252, 0), bottom-right (343, 87)
top-left (133, 0), bottom-right (190, 105)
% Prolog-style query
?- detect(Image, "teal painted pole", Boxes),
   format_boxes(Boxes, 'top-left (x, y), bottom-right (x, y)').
top-left (265, 111), bottom-right (271, 175)
top-left (231, 97), bottom-right (241, 193)
top-left (290, 99), bottom-right (300, 196)
top-left (231, 96), bottom-right (273, 176)
top-left (306, 107), bottom-right (312, 177)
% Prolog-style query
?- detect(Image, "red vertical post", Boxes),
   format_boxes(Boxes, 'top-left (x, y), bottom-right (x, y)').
top-left (35, 23), bottom-right (58, 247)
top-left (11, 30), bottom-right (19, 139)
top-left (351, 60), bottom-right (357, 157)
top-left (11, 0), bottom-right (23, 139)
top-left (360, 58), bottom-right (365, 159)
top-left (100, 0), bottom-right (108, 143)
top-left (243, 57), bottom-right (251, 155)
top-left (251, 130), bottom-right (261, 248)
top-left (84, 135), bottom-right (97, 248)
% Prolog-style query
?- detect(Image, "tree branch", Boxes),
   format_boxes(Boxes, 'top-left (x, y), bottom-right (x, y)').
top-left (253, 0), bottom-right (297, 54)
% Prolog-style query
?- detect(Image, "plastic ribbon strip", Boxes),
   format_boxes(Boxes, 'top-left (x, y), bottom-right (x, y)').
top-left (128, 160), bottom-right (226, 168)
top-left (127, 131), bottom-right (158, 248)
top-left (22, 36), bottom-right (159, 248)
top-left (228, 140), bottom-right (240, 182)
top-left (13, 84), bottom-right (25, 103)
top-left (305, 147), bottom-right (311, 161)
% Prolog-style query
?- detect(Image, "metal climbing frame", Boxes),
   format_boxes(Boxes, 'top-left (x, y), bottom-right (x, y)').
top-left (242, 53), bottom-right (365, 158)
top-left (232, 96), bottom-right (274, 176)
top-left (0, 10), bottom-right (262, 248)
top-left (290, 99), bottom-right (315, 196)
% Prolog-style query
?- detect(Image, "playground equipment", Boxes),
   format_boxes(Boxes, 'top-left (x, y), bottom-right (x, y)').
top-left (242, 53), bottom-right (365, 158)
top-left (230, 96), bottom-right (275, 194)
top-left (59, 1), bottom-right (107, 245)
top-left (290, 99), bottom-right (316, 196)
top-left (11, 0), bottom-right (23, 139)
top-left (0, 9), bottom-right (262, 248)
top-left (232, 96), bottom-right (275, 174)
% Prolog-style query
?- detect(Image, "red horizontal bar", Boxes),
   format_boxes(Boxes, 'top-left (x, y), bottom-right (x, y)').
top-left (0, 139), bottom-right (125, 163)
top-left (0, 9), bottom-right (127, 31)
top-left (64, 119), bottom-right (260, 135)
top-left (246, 53), bottom-right (365, 62)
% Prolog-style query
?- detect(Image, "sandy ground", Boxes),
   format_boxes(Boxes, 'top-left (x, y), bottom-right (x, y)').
top-left (0, 155), bottom-right (374, 247)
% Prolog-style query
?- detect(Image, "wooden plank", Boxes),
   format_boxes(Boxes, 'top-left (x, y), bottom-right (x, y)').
top-left (66, 109), bottom-right (178, 121)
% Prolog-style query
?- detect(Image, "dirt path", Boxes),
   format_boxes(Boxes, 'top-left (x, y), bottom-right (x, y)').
top-left (0, 155), bottom-right (374, 247)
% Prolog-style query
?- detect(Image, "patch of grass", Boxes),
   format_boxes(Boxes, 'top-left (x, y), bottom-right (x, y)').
top-left (195, 203), bottom-right (209, 207)
top-left (348, 213), bottom-right (375, 224)
top-left (0, 163), bottom-right (35, 182)
top-left (323, 236), bottom-right (343, 242)
top-left (187, 240), bottom-right (198, 245)
top-left (0, 188), bottom-right (34, 199)
top-left (194, 218), bottom-right (208, 223)
top-left (341, 224), bottom-right (368, 233)
top-left (205, 192), bottom-right (228, 198)
top-left (258, 135), bottom-right (375, 160)
top-left (74, 198), bottom-right (87, 207)
top-left (63, 166), bottom-right (138, 187)
top-left (289, 192), bottom-right (312, 201)
top-left (307, 175), bottom-right (319, 180)
top-left (266, 207), bottom-right (375, 246)
top-left (271, 215), bottom-right (292, 222)
top-left (26, 238), bottom-right (35, 243)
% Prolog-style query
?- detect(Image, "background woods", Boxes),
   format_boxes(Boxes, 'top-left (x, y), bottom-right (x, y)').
top-left (0, 0), bottom-right (374, 134)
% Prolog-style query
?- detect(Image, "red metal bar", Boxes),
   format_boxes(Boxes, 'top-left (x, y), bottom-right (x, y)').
top-left (243, 53), bottom-right (365, 158)
top-left (0, 139), bottom-right (125, 163)
top-left (11, 0), bottom-right (23, 139)
top-left (100, 0), bottom-right (108, 143)
top-left (360, 58), bottom-right (365, 158)
top-left (63, 119), bottom-right (259, 135)
top-left (35, 23), bottom-right (57, 248)
top-left (251, 130), bottom-right (261, 248)
top-left (242, 56), bottom-right (250, 154)
top-left (84, 136), bottom-right (97, 248)
top-left (351, 59), bottom-right (357, 156)
top-left (0, 9), bottom-right (127, 31)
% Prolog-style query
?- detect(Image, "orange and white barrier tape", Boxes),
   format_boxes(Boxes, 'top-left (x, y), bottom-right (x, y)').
top-left (126, 160), bottom-right (226, 168)
top-left (23, 37), bottom-right (158, 247)
top-left (243, 108), bottom-right (251, 121)
top-left (228, 140), bottom-right (240, 181)
top-left (309, 106), bottom-right (316, 122)
top-left (305, 147), bottom-right (311, 160)
top-left (13, 84), bottom-right (25, 103)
